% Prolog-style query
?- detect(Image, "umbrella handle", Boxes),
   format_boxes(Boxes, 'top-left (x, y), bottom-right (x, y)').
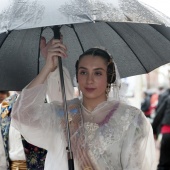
top-left (53, 26), bottom-right (61, 39)
top-left (52, 26), bottom-right (75, 170)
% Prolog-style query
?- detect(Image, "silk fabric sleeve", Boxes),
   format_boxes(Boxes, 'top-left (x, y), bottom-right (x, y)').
top-left (11, 66), bottom-right (74, 150)
top-left (11, 83), bottom-right (56, 150)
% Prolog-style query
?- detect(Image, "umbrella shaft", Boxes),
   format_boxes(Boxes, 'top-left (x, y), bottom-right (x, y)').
top-left (58, 57), bottom-right (72, 152)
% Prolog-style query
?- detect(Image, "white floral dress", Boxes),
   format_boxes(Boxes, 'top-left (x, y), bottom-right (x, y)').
top-left (11, 82), bottom-right (156, 170)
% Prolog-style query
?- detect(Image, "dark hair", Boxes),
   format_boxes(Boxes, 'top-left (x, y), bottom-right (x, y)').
top-left (0, 91), bottom-right (10, 97)
top-left (75, 48), bottom-right (116, 84)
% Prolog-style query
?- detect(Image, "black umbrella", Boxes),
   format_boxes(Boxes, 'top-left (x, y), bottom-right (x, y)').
top-left (1, 22), bottom-right (170, 170)
top-left (0, 22), bottom-right (170, 91)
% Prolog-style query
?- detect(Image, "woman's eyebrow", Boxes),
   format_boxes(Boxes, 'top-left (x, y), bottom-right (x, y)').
top-left (78, 67), bottom-right (105, 70)
top-left (78, 67), bottom-right (87, 70)
top-left (94, 68), bottom-right (105, 71)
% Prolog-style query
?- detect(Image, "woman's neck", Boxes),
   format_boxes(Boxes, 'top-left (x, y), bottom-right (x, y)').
top-left (82, 96), bottom-right (107, 111)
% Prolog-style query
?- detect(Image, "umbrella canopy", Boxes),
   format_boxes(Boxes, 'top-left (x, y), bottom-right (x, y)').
top-left (0, 22), bottom-right (170, 90)
top-left (0, 0), bottom-right (170, 33)
top-left (1, 0), bottom-right (170, 91)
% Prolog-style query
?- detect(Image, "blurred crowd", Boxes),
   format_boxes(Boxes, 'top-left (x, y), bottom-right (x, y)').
top-left (141, 85), bottom-right (170, 169)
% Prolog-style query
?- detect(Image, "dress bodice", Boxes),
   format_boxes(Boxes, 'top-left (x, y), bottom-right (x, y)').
top-left (56, 99), bottom-right (150, 170)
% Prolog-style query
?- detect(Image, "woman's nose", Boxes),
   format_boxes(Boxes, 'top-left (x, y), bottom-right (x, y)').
top-left (86, 74), bottom-right (94, 84)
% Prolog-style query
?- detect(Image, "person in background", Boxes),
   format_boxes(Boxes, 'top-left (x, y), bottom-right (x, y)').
top-left (0, 91), bottom-right (10, 104)
top-left (152, 84), bottom-right (170, 170)
top-left (141, 91), bottom-right (151, 118)
top-left (0, 92), bottom-right (47, 170)
top-left (141, 90), bottom-right (158, 119)
top-left (0, 91), bottom-right (10, 169)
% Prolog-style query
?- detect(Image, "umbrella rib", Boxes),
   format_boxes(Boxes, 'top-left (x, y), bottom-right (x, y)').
top-left (127, 23), bottom-right (167, 69)
top-left (150, 24), bottom-right (170, 42)
top-left (0, 32), bottom-right (10, 48)
top-left (106, 22), bottom-right (148, 73)
top-left (71, 24), bottom-right (84, 52)
top-left (37, 27), bottom-right (44, 74)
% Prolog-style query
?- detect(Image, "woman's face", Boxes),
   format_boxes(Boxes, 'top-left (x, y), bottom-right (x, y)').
top-left (0, 93), bottom-right (8, 103)
top-left (77, 55), bottom-right (107, 101)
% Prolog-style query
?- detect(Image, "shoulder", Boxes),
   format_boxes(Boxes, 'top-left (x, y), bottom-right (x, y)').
top-left (121, 103), bottom-right (151, 135)
top-left (115, 101), bottom-right (142, 116)
top-left (107, 101), bottom-right (150, 139)
top-left (112, 101), bottom-right (150, 131)
top-left (107, 100), bottom-right (142, 122)
top-left (123, 102), bottom-right (149, 123)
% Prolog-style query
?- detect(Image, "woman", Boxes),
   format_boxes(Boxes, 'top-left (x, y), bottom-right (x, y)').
top-left (152, 88), bottom-right (170, 170)
top-left (11, 39), bottom-right (156, 170)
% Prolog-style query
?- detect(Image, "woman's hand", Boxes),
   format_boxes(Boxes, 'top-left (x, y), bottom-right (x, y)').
top-left (27, 37), bottom-right (67, 89)
top-left (40, 37), bottom-right (67, 72)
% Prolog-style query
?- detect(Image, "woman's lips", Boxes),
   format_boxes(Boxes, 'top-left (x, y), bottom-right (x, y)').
top-left (85, 88), bottom-right (96, 92)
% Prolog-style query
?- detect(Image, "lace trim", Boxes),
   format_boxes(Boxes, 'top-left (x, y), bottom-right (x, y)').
top-left (84, 107), bottom-right (137, 169)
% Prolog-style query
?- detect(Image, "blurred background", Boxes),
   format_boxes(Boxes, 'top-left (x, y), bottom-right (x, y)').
top-left (123, 63), bottom-right (170, 108)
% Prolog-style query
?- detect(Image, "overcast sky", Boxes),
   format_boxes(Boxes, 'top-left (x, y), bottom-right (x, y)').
top-left (140, 0), bottom-right (170, 18)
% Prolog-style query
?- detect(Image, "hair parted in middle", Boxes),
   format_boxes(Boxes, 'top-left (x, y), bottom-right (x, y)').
top-left (75, 47), bottom-right (116, 85)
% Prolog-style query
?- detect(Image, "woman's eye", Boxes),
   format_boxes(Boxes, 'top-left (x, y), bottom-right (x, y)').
top-left (79, 71), bottom-right (87, 75)
top-left (95, 72), bottom-right (102, 76)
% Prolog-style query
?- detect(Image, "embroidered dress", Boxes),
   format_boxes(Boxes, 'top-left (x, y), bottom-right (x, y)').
top-left (21, 137), bottom-right (47, 170)
top-left (0, 94), bottom-right (47, 170)
top-left (11, 81), bottom-right (156, 170)
top-left (0, 125), bottom-right (6, 170)
top-left (0, 94), bottom-right (17, 170)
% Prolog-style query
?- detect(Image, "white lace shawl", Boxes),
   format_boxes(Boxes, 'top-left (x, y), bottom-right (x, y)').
top-left (11, 81), bottom-right (156, 170)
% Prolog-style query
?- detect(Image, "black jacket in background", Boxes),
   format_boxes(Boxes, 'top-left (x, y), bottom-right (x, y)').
top-left (152, 89), bottom-right (170, 135)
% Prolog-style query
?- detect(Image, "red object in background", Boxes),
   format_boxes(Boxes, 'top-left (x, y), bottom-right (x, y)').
top-left (161, 125), bottom-right (170, 134)
top-left (145, 93), bottom-right (158, 116)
